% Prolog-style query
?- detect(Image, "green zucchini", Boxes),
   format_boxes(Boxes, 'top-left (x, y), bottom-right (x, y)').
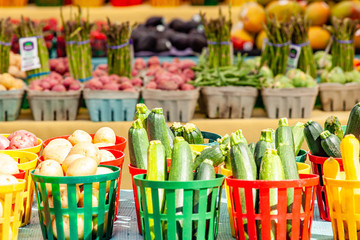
top-left (269, 128), bottom-right (276, 149)
top-left (324, 116), bottom-right (343, 140)
top-left (193, 145), bottom-right (225, 170)
top-left (128, 119), bottom-right (149, 169)
top-left (183, 123), bottom-right (204, 144)
top-left (258, 149), bottom-right (285, 240)
top-left (230, 131), bottom-right (257, 239)
top-left (135, 103), bottom-right (151, 130)
top-left (147, 108), bottom-right (172, 159)
top-left (170, 122), bottom-right (184, 137)
top-left (304, 120), bottom-right (327, 156)
top-left (254, 129), bottom-right (274, 171)
top-left (218, 134), bottom-right (231, 169)
top-left (275, 118), bottom-right (294, 151)
top-left (166, 124), bottom-right (175, 150)
top-left (291, 122), bottom-right (305, 156)
top-left (345, 103), bottom-right (360, 141)
top-left (248, 142), bottom-right (256, 157)
top-left (235, 129), bottom-right (248, 145)
top-left (320, 130), bottom-right (341, 158)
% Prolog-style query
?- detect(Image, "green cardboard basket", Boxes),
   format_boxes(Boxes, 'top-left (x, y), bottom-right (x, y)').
top-left (134, 173), bottom-right (225, 240)
top-left (32, 165), bottom-right (120, 240)
top-left (295, 149), bottom-right (307, 163)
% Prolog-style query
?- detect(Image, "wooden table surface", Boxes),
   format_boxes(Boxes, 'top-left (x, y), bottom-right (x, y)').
top-left (18, 190), bottom-right (333, 240)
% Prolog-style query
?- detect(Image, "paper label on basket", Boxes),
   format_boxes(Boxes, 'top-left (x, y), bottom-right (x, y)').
top-left (286, 44), bottom-right (301, 71)
top-left (19, 37), bottom-right (41, 71)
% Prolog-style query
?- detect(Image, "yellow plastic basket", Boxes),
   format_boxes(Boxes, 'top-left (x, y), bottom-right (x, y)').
top-left (0, 179), bottom-right (26, 240)
top-left (72, 0), bottom-right (105, 7)
top-left (222, 163), bottom-right (311, 237)
top-left (0, 151), bottom-right (38, 226)
top-left (189, 144), bottom-right (208, 153)
top-left (149, 0), bottom-right (181, 6)
top-left (0, 134), bottom-right (43, 155)
top-left (324, 177), bottom-right (360, 240)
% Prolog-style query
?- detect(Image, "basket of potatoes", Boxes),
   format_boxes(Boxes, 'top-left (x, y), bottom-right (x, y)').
top-left (0, 73), bottom-right (26, 121)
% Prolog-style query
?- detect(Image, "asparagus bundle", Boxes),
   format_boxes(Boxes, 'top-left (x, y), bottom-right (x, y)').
top-left (291, 16), bottom-right (316, 78)
top-left (260, 15), bottom-right (293, 76)
top-left (104, 18), bottom-right (134, 77)
top-left (15, 16), bottom-right (50, 82)
top-left (0, 18), bottom-right (12, 74)
top-left (327, 17), bottom-right (358, 72)
top-left (201, 8), bottom-right (232, 68)
top-left (61, 7), bottom-right (93, 81)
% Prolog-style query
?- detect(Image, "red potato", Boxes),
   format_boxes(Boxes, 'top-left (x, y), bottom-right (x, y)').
top-left (180, 59), bottom-right (196, 70)
top-left (0, 135), bottom-right (10, 150)
top-left (181, 83), bottom-right (195, 91)
top-left (118, 77), bottom-right (130, 84)
top-left (55, 64), bottom-right (66, 75)
top-left (8, 130), bottom-right (38, 146)
top-left (49, 72), bottom-right (63, 82)
top-left (147, 56), bottom-right (160, 67)
top-left (97, 64), bottom-right (107, 71)
top-left (109, 74), bottom-right (120, 83)
top-left (69, 83), bottom-right (81, 91)
top-left (85, 79), bottom-right (103, 90)
top-left (146, 81), bottom-right (157, 89)
top-left (99, 76), bottom-right (111, 85)
top-left (63, 72), bottom-right (71, 78)
top-left (183, 68), bottom-right (195, 80)
top-left (30, 85), bottom-right (43, 91)
top-left (119, 81), bottom-right (133, 90)
top-left (52, 84), bottom-right (66, 92)
top-left (9, 135), bottom-right (34, 149)
top-left (170, 75), bottom-right (184, 86)
top-left (168, 65), bottom-right (180, 74)
top-left (173, 58), bottom-right (181, 64)
top-left (62, 77), bottom-right (74, 88)
top-left (40, 80), bottom-right (51, 90)
top-left (92, 69), bottom-right (107, 78)
top-left (134, 58), bottom-right (146, 71)
top-left (49, 59), bottom-right (58, 70)
top-left (48, 78), bottom-right (59, 88)
top-left (131, 78), bottom-right (143, 87)
top-left (103, 82), bottom-right (120, 91)
top-left (131, 69), bottom-right (139, 77)
top-left (162, 61), bottom-right (172, 69)
top-left (157, 78), bottom-right (178, 90)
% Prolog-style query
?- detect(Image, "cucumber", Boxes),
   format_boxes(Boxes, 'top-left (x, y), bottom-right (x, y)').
top-left (275, 118), bottom-right (294, 151)
top-left (147, 108), bottom-right (172, 159)
top-left (193, 145), bottom-right (225, 170)
top-left (291, 122), bottom-right (305, 156)
top-left (345, 103), bottom-right (360, 141)
top-left (304, 120), bottom-right (327, 156)
top-left (320, 130), bottom-right (341, 158)
top-left (230, 131), bottom-right (257, 239)
top-left (248, 142), bottom-right (256, 157)
top-left (135, 103), bottom-right (151, 130)
top-left (183, 123), bottom-right (204, 144)
top-left (170, 122), bottom-right (184, 137)
top-left (324, 116), bottom-right (343, 141)
top-left (193, 159), bottom-right (216, 239)
top-left (128, 119), bottom-right (149, 169)
top-left (254, 129), bottom-right (273, 171)
top-left (258, 149), bottom-right (285, 240)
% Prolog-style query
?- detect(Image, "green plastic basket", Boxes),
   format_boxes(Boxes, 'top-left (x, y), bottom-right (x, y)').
top-left (31, 165), bottom-right (120, 240)
top-left (200, 131), bottom-right (221, 146)
top-left (295, 149), bottom-right (307, 163)
top-left (134, 173), bottom-right (225, 240)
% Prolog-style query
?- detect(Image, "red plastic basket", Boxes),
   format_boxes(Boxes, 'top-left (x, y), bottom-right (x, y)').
top-left (39, 149), bottom-right (125, 221)
top-left (129, 162), bottom-right (219, 234)
top-left (308, 152), bottom-right (343, 222)
top-left (226, 174), bottom-right (319, 240)
top-left (42, 134), bottom-right (127, 152)
top-left (111, 0), bottom-right (142, 6)
top-left (12, 169), bottom-right (26, 179)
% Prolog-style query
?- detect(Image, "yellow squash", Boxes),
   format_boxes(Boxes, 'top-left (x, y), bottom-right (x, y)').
top-left (340, 134), bottom-right (360, 180)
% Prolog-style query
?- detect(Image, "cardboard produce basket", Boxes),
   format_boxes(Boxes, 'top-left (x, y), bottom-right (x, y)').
top-left (27, 89), bottom-right (81, 121)
top-left (0, 89), bottom-right (24, 121)
top-left (83, 89), bottom-right (139, 122)
top-left (319, 83), bottom-right (360, 111)
top-left (201, 86), bottom-right (258, 119)
top-left (142, 88), bottom-right (199, 122)
top-left (261, 86), bottom-right (319, 118)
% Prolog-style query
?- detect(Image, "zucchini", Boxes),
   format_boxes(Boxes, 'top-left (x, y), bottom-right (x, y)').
top-left (275, 118), bottom-right (294, 151)
top-left (183, 123), bottom-right (204, 144)
top-left (320, 130), bottom-right (341, 158)
top-left (193, 145), bottom-right (225, 170)
top-left (166, 124), bottom-right (175, 150)
top-left (135, 103), bottom-right (151, 130)
top-left (248, 142), bottom-right (256, 157)
top-left (235, 129), bottom-right (248, 145)
top-left (147, 108), bottom-right (172, 159)
top-left (218, 134), bottom-right (231, 170)
top-left (345, 103), bottom-right (360, 141)
top-left (324, 116), bottom-right (343, 140)
top-left (254, 129), bottom-right (274, 171)
top-left (145, 140), bottom-right (167, 237)
top-left (230, 131), bottom-right (257, 239)
top-left (304, 120), bottom-right (327, 156)
top-left (291, 122), bottom-right (305, 156)
top-left (258, 149), bottom-right (285, 240)
top-left (193, 159), bottom-right (216, 239)
top-left (269, 128), bottom-right (276, 149)
top-left (170, 122), bottom-right (184, 137)
top-left (128, 119), bottom-right (149, 169)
